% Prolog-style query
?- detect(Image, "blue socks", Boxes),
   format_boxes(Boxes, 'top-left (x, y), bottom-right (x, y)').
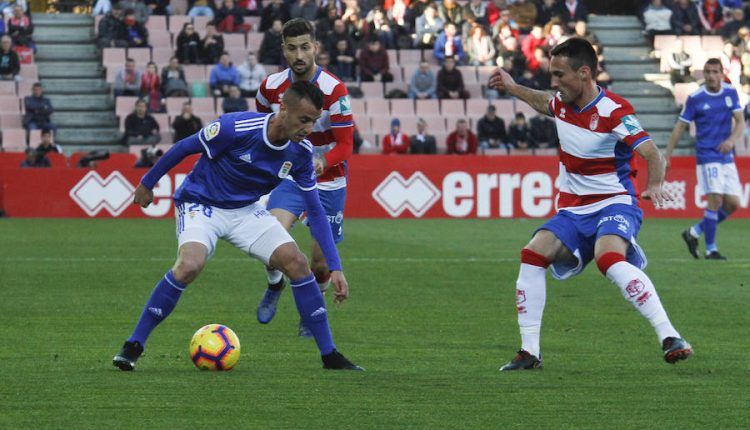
top-left (692, 207), bottom-right (729, 237)
top-left (290, 274), bottom-right (335, 355)
top-left (702, 209), bottom-right (719, 252)
top-left (128, 270), bottom-right (186, 347)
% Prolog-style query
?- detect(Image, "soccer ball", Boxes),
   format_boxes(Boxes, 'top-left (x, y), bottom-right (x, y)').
top-left (189, 324), bottom-right (241, 371)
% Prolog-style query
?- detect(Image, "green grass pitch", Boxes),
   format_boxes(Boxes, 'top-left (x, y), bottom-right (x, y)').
top-left (1, 218), bottom-right (748, 429)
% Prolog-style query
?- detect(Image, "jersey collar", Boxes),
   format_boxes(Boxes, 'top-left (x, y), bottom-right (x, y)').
top-left (574, 86), bottom-right (604, 113)
top-left (263, 113), bottom-right (290, 150)
top-left (288, 66), bottom-right (322, 83)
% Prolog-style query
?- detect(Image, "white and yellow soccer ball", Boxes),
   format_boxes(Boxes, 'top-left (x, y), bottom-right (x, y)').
top-left (189, 324), bottom-right (241, 371)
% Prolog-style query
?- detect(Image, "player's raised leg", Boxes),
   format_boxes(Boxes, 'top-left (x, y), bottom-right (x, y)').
top-left (256, 207), bottom-right (298, 324)
top-left (500, 230), bottom-right (571, 371)
top-left (594, 235), bottom-right (692, 364)
top-left (113, 242), bottom-right (208, 371)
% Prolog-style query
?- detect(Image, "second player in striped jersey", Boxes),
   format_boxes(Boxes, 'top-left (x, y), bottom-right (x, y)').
top-left (254, 19), bottom-right (355, 335)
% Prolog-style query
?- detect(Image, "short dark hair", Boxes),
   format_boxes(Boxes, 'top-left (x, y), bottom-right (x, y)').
top-left (32, 82), bottom-right (41, 88)
top-left (282, 18), bottom-right (316, 41)
top-left (550, 37), bottom-right (598, 74)
top-left (284, 80), bottom-right (324, 110)
top-left (41, 128), bottom-right (52, 136)
top-left (704, 58), bottom-right (722, 68)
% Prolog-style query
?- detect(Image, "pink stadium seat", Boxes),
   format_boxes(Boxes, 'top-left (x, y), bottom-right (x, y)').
top-left (2, 128), bottom-right (27, 148)
top-left (19, 64), bottom-right (38, 81)
top-left (398, 49), bottom-right (422, 65)
top-left (245, 98), bottom-right (257, 111)
top-left (153, 113), bottom-right (171, 131)
top-left (390, 99), bottom-right (415, 117)
top-left (146, 15), bottom-right (168, 32)
top-left (680, 35), bottom-right (701, 54)
top-left (103, 47), bottom-right (126, 65)
top-left (0, 96), bottom-right (20, 113)
top-left (0, 80), bottom-right (15, 96)
top-left (386, 49), bottom-right (397, 67)
top-left (483, 148), bottom-right (508, 156)
top-left (534, 148), bottom-right (558, 156)
top-left (674, 82), bottom-right (699, 107)
top-left (653, 35), bottom-right (677, 52)
top-left (227, 48), bottom-right (247, 66)
top-left (465, 83), bottom-right (483, 98)
top-left (151, 48), bottom-right (173, 66)
top-left (433, 132), bottom-right (448, 153)
top-left (193, 15), bottom-right (212, 31)
top-left (444, 115), bottom-right (466, 131)
top-left (457, 66), bottom-right (478, 84)
top-left (116, 96), bottom-right (139, 118)
top-left (150, 30), bottom-right (173, 50)
top-left (384, 81), bottom-right (408, 94)
top-left (184, 64), bottom-right (206, 81)
top-left (466, 98), bottom-right (491, 116)
top-left (191, 97), bottom-right (215, 116)
top-left (477, 66), bottom-right (496, 86)
top-left (415, 99), bottom-right (440, 118)
top-left (245, 16), bottom-right (260, 32)
top-left (28, 129), bottom-right (42, 146)
top-left (366, 99), bottom-right (389, 118)
top-left (246, 33), bottom-right (264, 51)
top-left (389, 65), bottom-right (404, 82)
top-left (170, 0), bottom-right (188, 15)
top-left (370, 116), bottom-right (393, 135)
top-left (424, 116), bottom-right (446, 133)
top-left (350, 98), bottom-right (365, 117)
top-left (0, 113), bottom-right (23, 127)
top-left (399, 118), bottom-right (418, 135)
top-left (358, 132), bottom-right (378, 151)
top-left (514, 100), bottom-right (537, 118)
top-left (166, 97), bottom-right (190, 115)
top-left (509, 148), bottom-right (533, 156)
top-left (127, 47), bottom-right (151, 65)
top-left (701, 35), bottom-right (723, 53)
top-left (223, 33), bottom-right (246, 49)
top-left (441, 99), bottom-right (465, 116)
top-left (360, 82), bottom-right (383, 98)
top-left (169, 15), bottom-right (191, 32)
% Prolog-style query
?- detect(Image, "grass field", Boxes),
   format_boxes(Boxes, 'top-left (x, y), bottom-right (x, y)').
top-left (1, 218), bottom-right (748, 429)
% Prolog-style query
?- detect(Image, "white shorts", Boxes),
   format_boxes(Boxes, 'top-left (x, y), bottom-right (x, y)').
top-left (175, 201), bottom-right (294, 264)
top-left (696, 162), bottom-right (742, 196)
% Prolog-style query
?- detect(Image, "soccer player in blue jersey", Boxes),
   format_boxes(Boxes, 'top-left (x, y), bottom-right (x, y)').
top-left (112, 81), bottom-right (363, 371)
top-left (666, 58), bottom-right (744, 260)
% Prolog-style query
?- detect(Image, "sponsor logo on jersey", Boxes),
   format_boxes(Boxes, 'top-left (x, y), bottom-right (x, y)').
top-left (278, 161), bottom-right (293, 178)
top-left (725, 96), bottom-right (732, 107)
top-left (622, 115), bottom-right (644, 136)
top-left (339, 95), bottom-right (352, 115)
top-left (589, 113), bottom-right (599, 130)
top-left (203, 121), bottom-right (221, 141)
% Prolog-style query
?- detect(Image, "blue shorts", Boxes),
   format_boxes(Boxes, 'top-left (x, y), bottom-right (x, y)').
top-left (536, 204), bottom-right (648, 280)
top-left (266, 178), bottom-right (346, 244)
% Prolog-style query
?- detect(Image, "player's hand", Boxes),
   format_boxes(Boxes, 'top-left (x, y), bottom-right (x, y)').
top-left (488, 67), bottom-right (516, 92)
top-left (329, 270), bottom-right (349, 305)
top-left (133, 183), bottom-right (154, 208)
top-left (718, 140), bottom-right (734, 153)
top-left (641, 183), bottom-right (672, 208)
top-left (313, 157), bottom-right (326, 176)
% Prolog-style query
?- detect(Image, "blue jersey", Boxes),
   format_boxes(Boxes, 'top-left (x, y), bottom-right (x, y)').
top-left (678, 83), bottom-right (741, 165)
top-left (174, 112), bottom-right (317, 209)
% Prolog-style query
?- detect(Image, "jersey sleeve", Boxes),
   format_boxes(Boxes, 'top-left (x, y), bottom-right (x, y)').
top-left (197, 114), bottom-right (235, 159)
top-left (255, 79), bottom-right (273, 113)
top-left (611, 102), bottom-right (651, 149)
top-left (292, 142), bottom-right (318, 191)
top-left (730, 88), bottom-right (742, 112)
top-left (678, 95), bottom-right (696, 123)
top-left (323, 84), bottom-right (355, 167)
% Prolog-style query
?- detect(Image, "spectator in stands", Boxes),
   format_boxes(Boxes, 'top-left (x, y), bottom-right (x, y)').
top-left (698, 0), bottom-right (723, 35)
top-left (0, 35), bottom-right (20, 81)
top-left (574, 20), bottom-right (601, 50)
top-left (414, 4), bottom-right (444, 48)
top-left (486, 0), bottom-right (509, 28)
top-left (671, 0), bottom-right (701, 36)
top-left (23, 83), bottom-right (55, 131)
top-left (537, 0), bottom-right (562, 26)
top-left (408, 60), bottom-right (437, 99)
top-left (477, 105), bottom-right (507, 149)
top-left (123, 10), bottom-right (148, 47)
top-left (160, 56), bottom-right (189, 97)
top-left (409, 118), bottom-right (438, 154)
top-left (316, 6), bottom-right (339, 41)
top-left (92, 0), bottom-right (113, 15)
top-left (36, 129), bottom-right (62, 155)
top-left (97, 4), bottom-right (127, 48)
top-left (491, 9), bottom-right (520, 40)
top-left (433, 22), bottom-right (466, 65)
top-left (558, 0), bottom-right (588, 32)
top-left (509, 0), bottom-right (537, 33)
top-left (200, 23), bottom-right (225, 65)
top-left (508, 112), bottom-right (533, 149)
top-left (8, 5), bottom-right (33, 50)
top-left (316, 51), bottom-right (331, 71)
top-left (188, 0), bottom-right (215, 18)
top-left (544, 21), bottom-right (567, 51)
top-left (135, 145), bottom-right (163, 168)
top-left (123, 98), bottom-right (160, 145)
top-left (290, 0), bottom-right (318, 22)
top-left (326, 18), bottom-right (355, 54)
top-left (387, 0), bottom-right (409, 38)
top-left (499, 37), bottom-right (526, 78)
top-left (258, 19), bottom-right (284, 65)
top-left (221, 85), bottom-right (248, 113)
top-left (668, 39), bottom-right (693, 83)
top-left (114, 58), bottom-right (142, 96)
top-left (465, 24), bottom-right (496, 66)
top-left (140, 61), bottom-right (163, 112)
top-left (366, 6), bottom-right (396, 49)
top-left (592, 43), bottom-right (611, 88)
top-left (172, 102), bottom-right (203, 141)
top-left (237, 52), bottom-right (266, 97)
top-left (522, 25), bottom-right (545, 65)
top-left (382, 118), bottom-right (410, 154)
top-left (358, 38), bottom-right (393, 82)
top-left (529, 113), bottom-right (558, 149)
top-left (118, 0), bottom-right (151, 24)
top-left (462, 0), bottom-right (487, 36)
top-left (721, 8), bottom-right (747, 40)
top-left (20, 147), bottom-right (50, 168)
top-left (145, 0), bottom-right (169, 16)
top-left (643, 0), bottom-right (674, 43)
top-left (438, 0), bottom-right (465, 28)
top-left (437, 56), bottom-right (469, 99)
top-left (446, 118), bottom-right (478, 154)
top-left (259, 0), bottom-right (289, 32)
top-left (330, 39), bottom-right (357, 82)
top-left (406, 0), bottom-right (432, 28)
top-left (215, 0), bottom-right (250, 33)
top-left (210, 52), bottom-right (240, 97)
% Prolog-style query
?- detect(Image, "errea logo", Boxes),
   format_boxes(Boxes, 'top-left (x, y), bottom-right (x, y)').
top-left (372, 172), bottom-right (441, 217)
top-left (69, 171), bottom-right (135, 217)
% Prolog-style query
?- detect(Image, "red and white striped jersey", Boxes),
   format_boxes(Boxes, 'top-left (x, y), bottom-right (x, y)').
top-left (549, 87), bottom-right (651, 214)
top-left (256, 67), bottom-right (354, 190)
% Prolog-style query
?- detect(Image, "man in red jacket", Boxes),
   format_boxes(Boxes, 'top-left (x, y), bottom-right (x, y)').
top-left (358, 38), bottom-right (394, 82)
top-left (446, 118), bottom-right (478, 154)
top-left (382, 118), bottom-right (411, 154)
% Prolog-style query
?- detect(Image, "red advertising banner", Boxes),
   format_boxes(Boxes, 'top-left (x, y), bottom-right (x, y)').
top-left (1, 155), bottom-right (748, 218)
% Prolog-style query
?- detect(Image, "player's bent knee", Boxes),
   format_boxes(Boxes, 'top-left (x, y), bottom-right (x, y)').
top-left (270, 243), bottom-right (310, 279)
top-left (172, 258), bottom-right (205, 284)
top-left (521, 248), bottom-right (550, 268)
top-left (595, 252), bottom-right (625, 275)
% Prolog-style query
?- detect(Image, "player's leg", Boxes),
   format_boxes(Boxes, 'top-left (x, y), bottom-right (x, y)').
top-left (500, 223), bottom-right (577, 371)
top-left (685, 163), bottom-right (727, 258)
top-left (593, 209), bottom-right (692, 364)
top-left (701, 193), bottom-right (724, 258)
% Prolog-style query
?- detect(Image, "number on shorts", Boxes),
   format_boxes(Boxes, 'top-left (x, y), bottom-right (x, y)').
top-left (708, 166), bottom-right (719, 179)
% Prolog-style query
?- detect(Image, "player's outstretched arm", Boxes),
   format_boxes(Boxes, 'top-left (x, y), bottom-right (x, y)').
top-left (664, 120), bottom-right (688, 171)
top-left (136, 134), bottom-right (204, 207)
top-left (488, 67), bottom-right (553, 116)
top-left (636, 139), bottom-right (671, 208)
top-left (300, 187), bottom-right (349, 303)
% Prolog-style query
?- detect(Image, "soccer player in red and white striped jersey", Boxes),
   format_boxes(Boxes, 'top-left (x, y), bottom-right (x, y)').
top-left (489, 38), bottom-right (693, 370)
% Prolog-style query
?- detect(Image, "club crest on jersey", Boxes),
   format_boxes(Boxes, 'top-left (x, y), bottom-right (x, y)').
top-left (622, 115), bottom-right (644, 136)
top-left (560, 108), bottom-right (566, 118)
top-left (589, 113), bottom-right (599, 130)
top-left (725, 96), bottom-right (732, 107)
top-left (339, 95), bottom-right (352, 115)
top-left (203, 121), bottom-right (221, 141)
top-left (278, 161), bottom-right (293, 178)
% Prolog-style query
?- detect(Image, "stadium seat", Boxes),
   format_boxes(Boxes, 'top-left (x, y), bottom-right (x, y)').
top-left (227, 48), bottom-right (247, 66)
top-left (444, 115), bottom-right (466, 131)
top-left (360, 82), bottom-right (384, 98)
top-left (223, 33), bottom-right (246, 49)
top-left (386, 49), bottom-right (397, 67)
top-left (509, 148), bottom-right (533, 156)
top-left (384, 81), bottom-right (408, 95)
top-left (415, 99), bottom-right (440, 118)
top-left (365, 98), bottom-right (389, 118)
top-left (0, 113), bottom-right (23, 128)
top-left (166, 97), bottom-right (190, 115)
top-left (371, 116), bottom-right (393, 135)
top-left (116, 96), bottom-right (139, 118)
top-left (466, 98), bottom-right (492, 116)
top-left (701, 35), bottom-right (723, 53)
top-left (433, 132), bottom-right (448, 153)
top-left (184, 65), bottom-right (206, 81)
top-left (2, 128), bottom-right (27, 148)
top-left (424, 116), bottom-right (446, 133)
top-left (534, 148), bottom-right (558, 156)
top-left (246, 99), bottom-right (257, 111)
top-left (0, 96), bottom-right (20, 113)
top-left (390, 99), bottom-right (415, 117)
top-left (358, 132), bottom-right (378, 151)
top-left (457, 66), bottom-right (478, 84)
top-left (398, 49), bottom-right (422, 65)
top-left (245, 16), bottom-right (260, 32)
top-left (146, 15), bottom-right (168, 32)
top-left (0, 80), bottom-right (15, 96)
top-left (149, 30), bottom-right (173, 50)
top-left (476, 66), bottom-right (496, 86)
top-left (19, 64), bottom-right (38, 81)
top-left (191, 97), bottom-right (215, 117)
top-left (246, 33), bottom-right (264, 51)
top-left (483, 148), bottom-right (508, 156)
top-left (514, 99), bottom-right (537, 118)
top-left (189, 81), bottom-right (209, 98)
top-left (103, 47), bottom-right (126, 65)
top-left (151, 48), bottom-right (173, 66)
top-left (653, 35), bottom-right (677, 53)
top-left (441, 99), bottom-right (465, 116)
top-left (674, 82), bottom-right (699, 107)
top-left (350, 98), bottom-right (365, 117)
top-left (193, 15), bottom-right (212, 31)
top-left (170, 0), bottom-right (188, 15)
top-left (128, 47), bottom-right (151, 65)
top-left (389, 65), bottom-right (404, 82)
top-left (465, 83), bottom-right (483, 98)
top-left (169, 15), bottom-right (190, 32)
top-left (399, 118), bottom-right (418, 135)
top-left (28, 129), bottom-right (42, 146)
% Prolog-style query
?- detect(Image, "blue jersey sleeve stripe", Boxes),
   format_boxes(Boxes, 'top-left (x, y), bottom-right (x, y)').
top-left (198, 133), bottom-right (213, 159)
top-left (330, 121), bottom-right (354, 127)
top-left (630, 135), bottom-right (650, 149)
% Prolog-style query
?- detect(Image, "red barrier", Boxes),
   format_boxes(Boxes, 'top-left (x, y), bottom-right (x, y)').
top-left (1, 155), bottom-right (748, 218)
